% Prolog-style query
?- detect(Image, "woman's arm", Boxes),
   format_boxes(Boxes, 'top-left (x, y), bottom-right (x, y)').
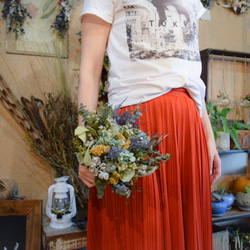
top-left (202, 100), bottom-right (221, 185)
top-left (78, 14), bottom-right (111, 187)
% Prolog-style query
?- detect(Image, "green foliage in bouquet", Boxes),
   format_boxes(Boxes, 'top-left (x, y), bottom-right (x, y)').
top-left (74, 104), bottom-right (171, 199)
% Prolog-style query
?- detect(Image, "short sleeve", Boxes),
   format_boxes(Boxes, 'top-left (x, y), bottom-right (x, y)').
top-left (196, 0), bottom-right (207, 19)
top-left (80, 0), bottom-right (114, 23)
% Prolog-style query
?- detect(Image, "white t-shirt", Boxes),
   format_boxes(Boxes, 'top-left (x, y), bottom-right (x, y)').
top-left (81, 0), bottom-right (206, 116)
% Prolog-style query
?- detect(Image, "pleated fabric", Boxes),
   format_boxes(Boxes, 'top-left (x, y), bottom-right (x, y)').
top-left (86, 88), bottom-right (212, 250)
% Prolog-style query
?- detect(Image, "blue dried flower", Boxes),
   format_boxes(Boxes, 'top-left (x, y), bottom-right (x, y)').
top-left (113, 105), bottom-right (143, 128)
top-left (130, 136), bottom-right (150, 150)
top-left (115, 182), bottom-right (132, 198)
top-left (108, 146), bottom-right (123, 160)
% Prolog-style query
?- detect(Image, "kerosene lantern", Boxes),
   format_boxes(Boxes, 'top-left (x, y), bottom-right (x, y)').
top-left (46, 176), bottom-right (76, 229)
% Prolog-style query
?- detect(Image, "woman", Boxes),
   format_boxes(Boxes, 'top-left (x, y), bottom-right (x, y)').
top-left (78, 0), bottom-right (221, 249)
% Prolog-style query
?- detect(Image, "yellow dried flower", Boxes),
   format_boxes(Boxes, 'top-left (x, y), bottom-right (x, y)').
top-left (117, 132), bottom-right (126, 141)
top-left (90, 145), bottom-right (110, 156)
top-left (122, 139), bottom-right (131, 150)
top-left (113, 173), bottom-right (121, 180)
top-left (109, 177), bottom-right (118, 186)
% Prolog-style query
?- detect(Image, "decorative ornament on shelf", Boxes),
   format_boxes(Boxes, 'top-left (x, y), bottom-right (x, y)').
top-left (1, 0), bottom-right (32, 39)
top-left (239, 93), bottom-right (250, 125)
top-left (216, 0), bottom-right (249, 14)
top-left (46, 176), bottom-right (76, 229)
top-left (216, 90), bottom-right (230, 108)
top-left (240, 93), bottom-right (250, 107)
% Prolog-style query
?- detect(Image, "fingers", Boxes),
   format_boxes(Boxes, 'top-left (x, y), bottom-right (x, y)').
top-left (79, 165), bottom-right (96, 188)
top-left (210, 172), bottom-right (220, 185)
top-left (210, 155), bottom-right (221, 185)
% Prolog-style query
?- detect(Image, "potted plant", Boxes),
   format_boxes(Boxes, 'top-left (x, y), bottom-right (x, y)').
top-left (235, 186), bottom-right (250, 211)
top-left (207, 102), bottom-right (232, 150)
top-left (212, 192), bottom-right (228, 217)
top-left (206, 102), bottom-right (250, 150)
top-left (230, 121), bottom-right (250, 149)
top-left (212, 184), bottom-right (235, 210)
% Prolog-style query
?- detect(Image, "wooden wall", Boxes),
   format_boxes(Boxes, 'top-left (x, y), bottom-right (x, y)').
top-left (0, 2), bottom-right (249, 212)
top-left (0, 1), bottom-right (83, 211)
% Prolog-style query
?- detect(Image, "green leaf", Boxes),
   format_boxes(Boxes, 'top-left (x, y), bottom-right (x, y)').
top-left (154, 156), bottom-right (162, 164)
top-left (120, 168), bottom-right (135, 182)
top-left (76, 152), bottom-right (85, 165)
top-left (232, 121), bottom-right (250, 130)
top-left (129, 156), bottom-right (136, 162)
top-left (111, 125), bottom-right (120, 133)
top-left (83, 148), bottom-right (92, 166)
top-left (43, 0), bottom-right (54, 12)
top-left (85, 125), bottom-right (98, 137)
top-left (75, 126), bottom-right (89, 143)
top-left (161, 153), bottom-right (171, 161)
top-left (146, 166), bottom-right (158, 175)
top-left (229, 128), bottom-right (241, 150)
top-left (40, 6), bottom-right (56, 19)
top-left (95, 178), bottom-right (107, 199)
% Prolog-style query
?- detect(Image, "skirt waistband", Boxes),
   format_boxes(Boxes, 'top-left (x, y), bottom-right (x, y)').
top-left (167, 87), bottom-right (190, 97)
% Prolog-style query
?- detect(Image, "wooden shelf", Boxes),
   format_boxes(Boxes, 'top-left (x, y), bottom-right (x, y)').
top-left (218, 150), bottom-right (250, 155)
top-left (213, 206), bottom-right (250, 223)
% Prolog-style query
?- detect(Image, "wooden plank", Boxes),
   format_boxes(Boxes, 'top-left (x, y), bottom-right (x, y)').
top-left (213, 207), bottom-right (250, 223)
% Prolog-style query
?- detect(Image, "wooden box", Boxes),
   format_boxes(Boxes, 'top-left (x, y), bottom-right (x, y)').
top-left (42, 216), bottom-right (87, 250)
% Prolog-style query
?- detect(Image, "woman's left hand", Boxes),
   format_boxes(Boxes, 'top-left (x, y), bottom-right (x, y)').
top-left (208, 144), bottom-right (221, 185)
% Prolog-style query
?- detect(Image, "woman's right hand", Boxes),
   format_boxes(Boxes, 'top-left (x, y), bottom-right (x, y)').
top-left (79, 165), bottom-right (96, 188)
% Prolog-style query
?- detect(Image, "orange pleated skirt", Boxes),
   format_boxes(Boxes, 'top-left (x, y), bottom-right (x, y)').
top-left (87, 88), bottom-right (212, 250)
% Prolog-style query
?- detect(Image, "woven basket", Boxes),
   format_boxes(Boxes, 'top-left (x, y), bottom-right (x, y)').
top-left (0, 179), bottom-right (16, 200)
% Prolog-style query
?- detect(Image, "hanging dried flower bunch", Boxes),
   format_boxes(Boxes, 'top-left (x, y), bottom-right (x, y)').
top-left (1, 0), bottom-right (32, 39)
top-left (216, 0), bottom-right (249, 14)
top-left (50, 0), bottom-right (74, 39)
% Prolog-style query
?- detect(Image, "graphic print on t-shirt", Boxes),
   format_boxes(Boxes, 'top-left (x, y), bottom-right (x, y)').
top-left (121, 0), bottom-right (201, 61)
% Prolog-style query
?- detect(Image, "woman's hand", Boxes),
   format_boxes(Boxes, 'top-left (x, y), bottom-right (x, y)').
top-left (79, 165), bottom-right (96, 188)
top-left (207, 139), bottom-right (221, 185)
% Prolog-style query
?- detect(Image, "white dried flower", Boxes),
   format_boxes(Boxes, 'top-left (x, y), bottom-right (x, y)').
top-left (89, 162), bottom-right (97, 169)
top-left (89, 168), bottom-right (98, 177)
top-left (92, 156), bottom-right (101, 165)
top-left (100, 163), bottom-right (106, 170)
top-left (98, 171), bottom-right (109, 180)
